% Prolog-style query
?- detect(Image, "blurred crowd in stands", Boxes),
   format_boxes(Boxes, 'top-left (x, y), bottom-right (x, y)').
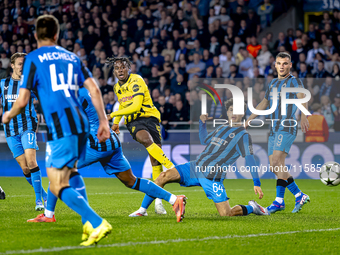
top-left (0, 0), bottom-right (340, 132)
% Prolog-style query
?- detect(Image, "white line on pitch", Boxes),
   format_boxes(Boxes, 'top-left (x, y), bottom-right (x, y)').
top-left (1, 228), bottom-right (340, 254)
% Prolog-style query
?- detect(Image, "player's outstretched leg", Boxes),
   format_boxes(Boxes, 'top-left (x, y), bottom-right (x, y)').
top-left (128, 168), bottom-right (187, 222)
top-left (152, 165), bottom-right (167, 215)
top-left (215, 200), bottom-right (270, 216)
top-left (27, 185), bottom-right (57, 223)
top-left (48, 166), bottom-right (111, 246)
top-left (25, 148), bottom-right (48, 210)
top-left (28, 172), bottom-right (89, 226)
top-left (0, 186), bottom-right (5, 199)
top-left (267, 179), bottom-right (287, 214)
top-left (30, 167), bottom-right (44, 211)
top-left (286, 177), bottom-right (310, 213)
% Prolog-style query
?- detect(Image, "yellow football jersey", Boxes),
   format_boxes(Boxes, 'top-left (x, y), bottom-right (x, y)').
top-left (114, 73), bottom-right (161, 124)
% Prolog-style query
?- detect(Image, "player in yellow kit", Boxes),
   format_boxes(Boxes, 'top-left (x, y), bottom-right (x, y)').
top-left (107, 57), bottom-right (174, 214)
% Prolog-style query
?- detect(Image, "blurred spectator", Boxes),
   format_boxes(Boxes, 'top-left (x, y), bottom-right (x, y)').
top-left (257, 45), bottom-right (272, 70)
top-left (0, 50), bottom-right (9, 69)
top-left (171, 73), bottom-right (187, 95)
top-left (305, 103), bottom-right (329, 142)
top-left (139, 56), bottom-right (152, 78)
top-left (221, 51), bottom-right (235, 78)
top-left (331, 94), bottom-right (340, 131)
top-left (157, 76), bottom-right (169, 96)
top-left (186, 53), bottom-right (206, 80)
top-left (246, 9), bottom-right (261, 36)
top-left (0, 61), bottom-right (6, 79)
top-left (228, 64), bottom-right (243, 79)
top-left (232, 36), bottom-right (246, 58)
top-left (306, 41), bottom-right (325, 66)
top-left (99, 77), bottom-right (113, 95)
top-left (162, 40), bottom-right (175, 63)
top-left (150, 46), bottom-right (164, 67)
top-left (170, 100), bottom-right (189, 129)
top-left (148, 66), bottom-right (160, 91)
top-left (331, 63), bottom-right (340, 80)
top-left (298, 62), bottom-right (308, 79)
top-left (155, 95), bottom-right (172, 127)
top-left (273, 32), bottom-right (291, 54)
top-left (314, 61), bottom-right (330, 79)
top-left (257, 0), bottom-right (274, 29)
top-left (239, 49), bottom-right (253, 77)
top-left (247, 36), bottom-right (262, 58)
top-left (321, 95), bottom-right (334, 127)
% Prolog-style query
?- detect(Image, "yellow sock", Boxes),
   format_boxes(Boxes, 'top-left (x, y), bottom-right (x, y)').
top-left (146, 143), bottom-right (175, 169)
top-left (152, 165), bottom-right (163, 181)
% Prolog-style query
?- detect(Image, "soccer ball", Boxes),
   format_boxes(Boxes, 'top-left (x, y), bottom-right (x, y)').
top-left (319, 161), bottom-right (340, 186)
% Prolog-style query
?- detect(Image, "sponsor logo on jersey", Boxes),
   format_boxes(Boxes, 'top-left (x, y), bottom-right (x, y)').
top-left (119, 95), bottom-right (133, 103)
top-left (132, 84), bottom-right (140, 92)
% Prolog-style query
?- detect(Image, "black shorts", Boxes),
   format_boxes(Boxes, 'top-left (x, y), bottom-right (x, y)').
top-left (126, 117), bottom-right (162, 144)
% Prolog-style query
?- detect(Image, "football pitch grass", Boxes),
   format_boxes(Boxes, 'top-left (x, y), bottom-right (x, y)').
top-left (0, 177), bottom-right (339, 255)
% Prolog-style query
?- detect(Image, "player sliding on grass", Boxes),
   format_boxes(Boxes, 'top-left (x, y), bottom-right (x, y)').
top-left (3, 15), bottom-right (112, 246)
top-left (0, 53), bottom-right (47, 210)
top-left (246, 52), bottom-right (310, 213)
top-left (28, 87), bottom-right (187, 227)
top-left (130, 99), bottom-right (270, 217)
top-left (106, 57), bottom-right (173, 215)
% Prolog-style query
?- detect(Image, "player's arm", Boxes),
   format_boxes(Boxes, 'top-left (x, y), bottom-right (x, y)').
top-left (199, 114), bottom-right (214, 145)
top-left (295, 78), bottom-right (309, 133)
top-left (109, 95), bottom-right (143, 118)
top-left (245, 97), bottom-right (269, 128)
top-left (237, 134), bottom-right (263, 199)
top-left (84, 78), bottom-right (110, 142)
top-left (2, 88), bottom-right (30, 124)
top-left (110, 79), bottom-right (145, 119)
top-left (297, 92), bottom-right (309, 133)
top-left (109, 104), bottom-right (123, 134)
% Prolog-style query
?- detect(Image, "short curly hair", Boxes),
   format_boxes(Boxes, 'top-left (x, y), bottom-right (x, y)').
top-left (224, 98), bottom-right (247, 114)
top-left (106, 56), bottom-right (132, 69)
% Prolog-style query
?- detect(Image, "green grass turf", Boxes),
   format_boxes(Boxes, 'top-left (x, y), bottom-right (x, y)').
top-left (0, 177), bottom-right (339, 255)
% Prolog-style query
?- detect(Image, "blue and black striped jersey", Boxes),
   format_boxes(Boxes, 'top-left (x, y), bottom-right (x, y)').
top-left (265, 74), bottom-right (305, 135)
top-left (20, 46), bottom-right (90, 141)
top-left (0, 76), bottom-right (38, 137)
top-left (197, 123), bottom-right (253, 182)
top-left (79, 87), bottom-right (121, 152)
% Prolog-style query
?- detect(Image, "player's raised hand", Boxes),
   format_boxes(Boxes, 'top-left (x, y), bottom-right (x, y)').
top-left (2, 111), bottom-right (11, 124)
top-left (97, 121), bottom-right (110, 143)
top-left (301, 117), bottom-right (309, 133)
top-left (111, 124), bottom-right (120, 134)
top-left (254, 186), bottom-right (263, 199)
top-left (200, 114), bottom-right (213, 123)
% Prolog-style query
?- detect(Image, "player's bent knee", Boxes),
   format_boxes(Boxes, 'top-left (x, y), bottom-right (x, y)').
top-left (27, 161), bottom-right (38, 169)
top-left (154, 171), bottom-right (170, 186)
top-left (22, 167), bottom-right (30, 175)
top-left (140, 138), bottom-right (154, 148)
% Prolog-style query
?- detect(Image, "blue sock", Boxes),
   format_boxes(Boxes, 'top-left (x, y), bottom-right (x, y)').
top-left (141, 194), bottom-right (156, 209)
top-left (42, 187), bottom-right (48, 201)
top-left (276, 179), bottom-right (288, 203)
top-left (132, 178), bottom-right (171, 202)
top-left (46, 186), bottom-right (58, 213)
top-left (59, 186), bottom-right (102, 228)
top-left (24, 172), bottom-right (32, 186)
top-left (69, 172), bottom-right (88, 201)
top-left (245, 205), bottom-right (253, 215)
top-left (286, 177), bottom-right (301, 196)
top-left (69, 172), bottom-right (88, 224)
top-left (30, 167), bottom-right (42, 202)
